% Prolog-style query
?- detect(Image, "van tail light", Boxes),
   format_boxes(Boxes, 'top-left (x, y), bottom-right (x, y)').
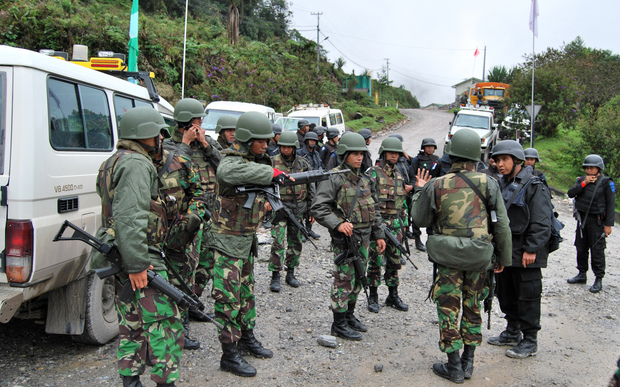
top-left (6, 220), bottom-right (33, 283)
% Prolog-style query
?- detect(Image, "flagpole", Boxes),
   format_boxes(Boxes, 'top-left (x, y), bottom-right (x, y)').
top-left (530, 32), bottom-right (535, 148)
top-left (181, 0), bottom-right (189, 99)
top-left (482, 46), bottom-right (486, 81)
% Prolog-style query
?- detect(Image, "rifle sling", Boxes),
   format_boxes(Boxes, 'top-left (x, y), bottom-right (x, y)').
top-left (158, 150), bottom-right (176, 178)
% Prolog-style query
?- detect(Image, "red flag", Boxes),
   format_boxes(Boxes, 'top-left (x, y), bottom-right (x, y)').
top-left (474, 48), bottom-right (480, 57)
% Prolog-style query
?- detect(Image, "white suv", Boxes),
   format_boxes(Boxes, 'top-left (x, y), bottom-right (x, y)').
top-left (445, 105), bottom-right (498, 163)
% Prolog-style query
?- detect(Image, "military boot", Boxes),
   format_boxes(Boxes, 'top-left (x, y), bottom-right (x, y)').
top-left (220, 342), bottom-right (256, 377)
top-left (589, 277), bottom-right (603, 293)
top-left (269, 271), bottom-right (281, 293)
top-left (488, 322), bottom-right (522, 346)
top-left (182, 314), bottom-right (200, 350)
top-left (237, 329), bottom-right (273, 359)
top-left (414, 235), bottom-right (427, 251)
top-left (567, 272), bottom-right (587, 284)
top-left (385, 286), bottom-right (409, 311)
top-left (432, 351), bottom-right (465, 384)
top-left (345, 302), bottom-right (368, 332)
top-left (506, 333), bottom-right (538, 359)
top-left (367, 287), bottom-right (379, 313)
top-left (306, 220), bottom-right (320, 240)
top-left (121, 375), bottom-right (142, 387)
top-left (156, 383), bottom-right (176, 387)
top-left (285, 267), bottom-right (300, 288)
top-left (461, 345), bottom-right (476, 379)
top-left (331, 312), bottom-right (362, 341)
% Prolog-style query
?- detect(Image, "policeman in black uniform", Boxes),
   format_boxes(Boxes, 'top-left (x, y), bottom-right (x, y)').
top-left (358, 128), bottom-right (373, 172)
top-left (267, 123), bottom-right (282, 157)
top-left (320, 128), bottom-right (339, 169)
top-left (566, 154), bottom-right (615, 293)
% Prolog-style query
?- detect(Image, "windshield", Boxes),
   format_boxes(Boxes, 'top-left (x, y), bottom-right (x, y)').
top-left (201, 109), bottom-right (244, 131)
top-left (291, 116), bottom-right (321, 126)
top-left (276, 117), bottom-right (303, 131)
top-left (454, 114), bottom-right (489, 129)
top-left (484, 89), bottom-right (505, 97)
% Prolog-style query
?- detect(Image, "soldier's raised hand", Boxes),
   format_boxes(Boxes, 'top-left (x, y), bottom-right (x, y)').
top-left (415, 169), bottom-right (431, 187)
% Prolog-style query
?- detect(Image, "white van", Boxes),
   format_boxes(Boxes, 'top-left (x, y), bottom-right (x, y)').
top-left (201, 101), bottom-right (277, 139)
top-left (0, 45), bottom-right (173, 344)
top-left (287, 104), bottom-right (346, 135)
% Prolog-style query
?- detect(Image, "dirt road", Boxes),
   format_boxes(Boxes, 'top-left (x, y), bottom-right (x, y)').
top-left (1, 109), bottom-right (618, 387)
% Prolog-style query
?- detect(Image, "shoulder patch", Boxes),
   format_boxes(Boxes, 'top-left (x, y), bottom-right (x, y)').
top-left (610, 181), bottom-right (615, 193)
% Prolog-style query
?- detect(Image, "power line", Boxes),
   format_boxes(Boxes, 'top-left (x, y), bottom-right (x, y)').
top-left (390, 68), bottom-right (453, 88)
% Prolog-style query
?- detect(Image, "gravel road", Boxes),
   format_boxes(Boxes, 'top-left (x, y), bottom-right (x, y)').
top-left (1, 108), bottom-right (618, 387)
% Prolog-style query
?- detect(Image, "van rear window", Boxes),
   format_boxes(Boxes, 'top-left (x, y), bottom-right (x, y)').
top-left (48, 78), bottom-right (113, 151)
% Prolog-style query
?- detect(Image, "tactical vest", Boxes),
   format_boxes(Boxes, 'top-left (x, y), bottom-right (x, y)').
top-left (501, 171), bottom-right (539, 235)
top-left (273, 154), bottom-right (308, 202)
top-left (185, 145), bottom-right (217, 212)
top-left (158, 150), bottom-right (190, 221)
top-left (372, 162), bottom-right (406, 218)
top-left (574, 175), bottom-right (611, 215)
top-left (336, 167), bottom-right (376, 227)
top-left (433, 171), bottom-right (491, 241)
top-left (98, 149), bottom-right (167, 246)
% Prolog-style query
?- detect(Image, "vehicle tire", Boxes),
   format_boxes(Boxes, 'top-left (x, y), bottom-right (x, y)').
top-left (72, 274), bottom-right (118, 345)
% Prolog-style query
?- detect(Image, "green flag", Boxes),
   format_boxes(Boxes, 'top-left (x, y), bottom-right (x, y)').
top-left (128, 0), bottom-right (139, 72)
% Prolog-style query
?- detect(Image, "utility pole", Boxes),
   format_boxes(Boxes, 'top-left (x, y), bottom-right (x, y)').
top-left (384, 58), bottom-right (390, 83)
top-left (311, 12), bottom-right (323, 72)
top-left (482, 46), bottom-right (487, 82)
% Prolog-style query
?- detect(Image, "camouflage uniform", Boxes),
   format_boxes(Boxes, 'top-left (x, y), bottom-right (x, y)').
top-left (269, 154), bottom-right (315, 272)
top-left (203, 142), bottom-right (273, 344)
top-left (411, 160), bottom-right (511, 353)
top-left (93, 139), bottom-right (184, 385)
top-left (311, 162), bottom-right (384, 313)
top-left (367, 160), bottom-right (408, 288)
top-left (164, 127), bottom-right (221, 297)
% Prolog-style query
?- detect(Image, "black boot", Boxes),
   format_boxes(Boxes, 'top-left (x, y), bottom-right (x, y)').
top-left (237, 329), bottom-right (273, 359)
top-left (506, 333), bottom-right (538, 359)
top-left (121, 375), bottom-right (142, 387)
top-left (182, 314), bottom-right (200, 350)
top-left (306, 223), bottom-right (321, 240)
top-left (589, 277), bottom-right (603, 293)
top-left (269, 271), bottom-right (281, 293)
top-left (432, 351), bottom-right (464, 384)
top-left (488, 322), bottom-right (522, 346)
top-left (367, 287), bottom-right (379, 313)
top-left (331, 312), bottom-right (362, 341)
top-left (414, 235), bottom-right (427, 251)
top-left (567, 272), bottom-right (587, 284)
top-left (385, 286), bottom-right (408, 311)
top-left (285, 267), bottom-right (300, 288)
top-left (220, 342), bottom-right (257, 377)
top-left (156, 383), bottom-right (176, 387)
top-left (346, 302), bottom-right (368, 332)
top-left (461, 345), bottom-right (475, 379)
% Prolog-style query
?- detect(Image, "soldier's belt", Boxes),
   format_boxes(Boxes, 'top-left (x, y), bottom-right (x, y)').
top-left (352, 222), bottom-right (371, 229)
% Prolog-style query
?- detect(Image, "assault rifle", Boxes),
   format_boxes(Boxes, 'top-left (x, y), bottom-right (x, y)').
top-left (334, 234), bottom-right (370, 304)
top-left (483, 267), bottom-right (496, 330)
top-left (381, 224), bottom-right (419, 270)
top-left (53, 220), bottom-right (223, 329)
top-left (236, 169), bottom-right (348, 249)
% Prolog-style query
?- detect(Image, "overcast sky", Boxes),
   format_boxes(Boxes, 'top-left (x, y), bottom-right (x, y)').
top-left (289, 0), bottom-right (620, 106)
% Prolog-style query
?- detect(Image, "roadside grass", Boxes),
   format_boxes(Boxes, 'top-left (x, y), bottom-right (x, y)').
top-left (337, 102), bottom-right (406, 132)
top-left (533, 128), bottom-right (583, 193)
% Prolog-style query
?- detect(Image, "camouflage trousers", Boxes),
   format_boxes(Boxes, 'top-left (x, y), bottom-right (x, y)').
top-left (269, 216), bottom-right (303, 272)
top-left (432, 265), bottom-right (489, 353)
top-left (115, 270), bottom-right (184, 384)
top-left (331, 228), bottom-right (371, 313)
top-left (211, 250), bottom-right (256, 344)
top-left (194, 228), bottom-right (214, 298)
top-left (368, 224), bottom-right (403, 287)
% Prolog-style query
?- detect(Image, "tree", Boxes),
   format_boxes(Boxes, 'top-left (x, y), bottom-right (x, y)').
top-left (487, 65), bottom-right (515, 84)
top-left (227, 0), bottom-right (240, 45)
top-left (335, 57), bottom-right (346, 71)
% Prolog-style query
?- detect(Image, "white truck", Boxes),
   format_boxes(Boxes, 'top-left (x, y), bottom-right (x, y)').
top-left (287, 103), bottom-right (346, 134)
top-left (0, 45), bottom-right (174, 344)
top-left (445, 105), bottom-right (498, 163)
top-left (201, 101), bottom-right (277, 140)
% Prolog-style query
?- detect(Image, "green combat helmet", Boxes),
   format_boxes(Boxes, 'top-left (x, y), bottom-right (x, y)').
top-left (119, 106), bottom-right (169, 140)
top-left (234, 111), bottom-right (274, 143)
top-left (277, 131), bottom-right (300, 149)
top-left (379, 137), bottom-right (403, 155)
top-left (216, 115), bottom-right (238, 134)
top-left (336, 132), bottom-right (367, 155)
top-left (491, 140), bottom-right (524, 161)
top-left (582, 154), bottom-right (605, 171)
top-left (173, 98), bottom-right (206, 123)
top-left (445, 129), bottom-right (481, 161)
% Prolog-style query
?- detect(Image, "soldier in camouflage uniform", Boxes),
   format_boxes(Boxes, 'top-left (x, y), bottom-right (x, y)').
top-left (411, 129), bottom-right (511, 383)
top-left (156, 144), bottom-right (208, 350)
top-left (269, 131), bottom-right (316, 292)
top-left (311, 132), bottom-right (386, 341)
top-left (366, 137), bottom-right (413, 313)
top-left (214, 114), bottom-right (238, 151)
top-left (92, 106), bottom-right (184, 387)
top-left (163, 99), bottom-right (222, 309)
top-left (203, 111), bottom-right (281, 377)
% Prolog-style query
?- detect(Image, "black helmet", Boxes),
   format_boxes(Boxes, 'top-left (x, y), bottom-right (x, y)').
top-left (582, 154), bottom-right (604, 171)
top-left (303, 131), bottom-right (319, 142)
top-left (388, 133), bottom-right (404, 143)
top-left (297, 119), bottom-right (310, 129)
top-left (326, 128), bottom-right (340, 139)
top-left (523, 148), bottom-right (540, 161)
top-left (358, 128), bottom-right (372, 140)
top-left (491, 140), bottom-right (525, 161)
top-left (313, 126), bottom-right (326, 136)
top-left (272, 123), bottom-right (283, 135)
top-left (421, 137), bottom-right (437, 149)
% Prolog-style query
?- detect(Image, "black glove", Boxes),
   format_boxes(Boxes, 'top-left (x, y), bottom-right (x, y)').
top-left (272, 168), bottom-right (292, 185)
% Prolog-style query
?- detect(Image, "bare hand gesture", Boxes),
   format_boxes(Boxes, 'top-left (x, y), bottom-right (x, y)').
top-left (415, 169), bottom-right (431, 187)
